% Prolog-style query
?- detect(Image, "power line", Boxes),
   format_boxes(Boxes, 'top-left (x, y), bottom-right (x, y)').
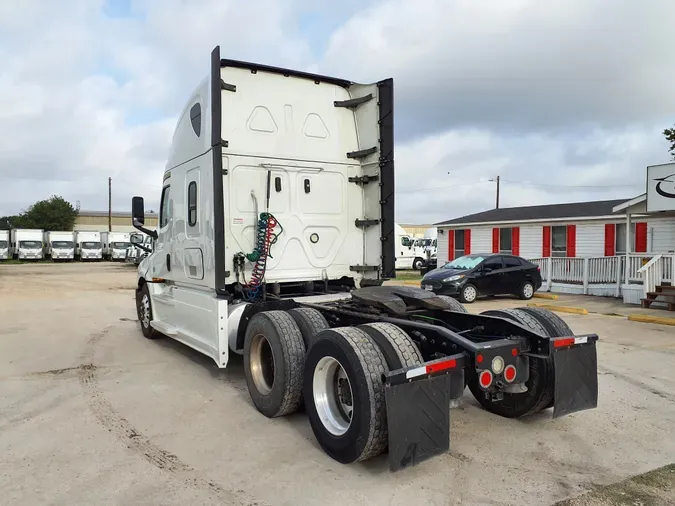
top-left (396, 180), bottom-right (488, 194)
top-left (500, 178), bottom-right (638, 189)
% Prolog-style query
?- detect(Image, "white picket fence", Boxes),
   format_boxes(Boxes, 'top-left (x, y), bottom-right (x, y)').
top-left (529, 254), bottom-right (675, 301)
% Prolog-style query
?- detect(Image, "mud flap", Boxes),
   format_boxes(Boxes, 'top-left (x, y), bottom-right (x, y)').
top-left (384, 366), bottom-right (463, 471)
top-left (553, 340), bottom-right (598, 418)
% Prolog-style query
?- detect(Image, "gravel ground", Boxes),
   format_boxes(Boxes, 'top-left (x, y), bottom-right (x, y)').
top-left (1, 262), bottom-right (674, 506)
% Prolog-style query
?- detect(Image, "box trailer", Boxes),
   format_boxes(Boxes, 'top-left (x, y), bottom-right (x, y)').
top-left (75, 231), bottom-right (102, 261)
top-left (11, 229), bottom-right (44, 260)
top-left (129, 46), bottom-right (599, 471)
top-left (44, 231), bottom-right (76, 261)
top-left (102, 231), bottom-right (131, 260)
top-left (0, 230), bottom-right (9, 260)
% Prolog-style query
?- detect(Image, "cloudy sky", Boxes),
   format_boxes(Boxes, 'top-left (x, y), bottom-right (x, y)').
top-left (1, 0), bottom-right (674, 224)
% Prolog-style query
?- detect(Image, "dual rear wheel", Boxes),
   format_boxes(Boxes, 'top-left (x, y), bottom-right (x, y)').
top-left (242, 311), bottom-right (422, 463)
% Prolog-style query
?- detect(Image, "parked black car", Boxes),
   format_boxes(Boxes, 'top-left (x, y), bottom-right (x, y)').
top-left (420, 253), bottom-right (542, 303)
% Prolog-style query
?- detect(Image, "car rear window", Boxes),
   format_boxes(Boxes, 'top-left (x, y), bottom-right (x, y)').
top-left (503, 256), bottom-right (523, 268)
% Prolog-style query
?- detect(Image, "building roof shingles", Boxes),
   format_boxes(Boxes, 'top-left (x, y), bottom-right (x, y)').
top-left (435, 199), bottom-right (628, 226)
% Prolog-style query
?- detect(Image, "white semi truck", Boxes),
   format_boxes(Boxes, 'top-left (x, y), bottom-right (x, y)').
top-left (11, 229), bottom-right (44, 260)
top-left (129, 46), bottom-right (599, 471)
top-left (102, 231), bottom-right (131, 260)
top-left (44, 231), bottom-right (76, 261)
top-left (0, 230), bottom-right (9, 260)
top-left (394, 224), bottom-right (425, 270)
top-left (76, 231), bottom-right (102, 261)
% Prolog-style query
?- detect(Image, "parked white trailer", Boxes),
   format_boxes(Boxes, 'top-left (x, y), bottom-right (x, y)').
top-left (102, 231), bottom-right (131, 260)
top-left (76, 231), bottom-right (102, 261)
top-left (11, 229), bottom-right (44, 260)
top-left (44, 231), bottom-right (76, 260)
top-left (0, 230), bottom-right (9, 260)
top-left (128, 46), bottom-right (600, 471)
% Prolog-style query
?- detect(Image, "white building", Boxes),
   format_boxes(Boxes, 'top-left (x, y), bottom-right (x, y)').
top-left (434, 163), bottom-right (675, 306)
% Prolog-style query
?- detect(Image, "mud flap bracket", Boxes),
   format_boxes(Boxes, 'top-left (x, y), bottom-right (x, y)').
top-left (552, 339), bottom-right (598, 418)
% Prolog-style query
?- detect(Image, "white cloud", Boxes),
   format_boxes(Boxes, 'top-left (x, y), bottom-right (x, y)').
top-left (0, 0), bottom-right (673, 227)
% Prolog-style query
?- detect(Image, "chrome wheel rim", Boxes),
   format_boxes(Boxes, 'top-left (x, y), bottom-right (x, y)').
top-left (250, 334), bottom-right (275, 395)
top-left (464, 285), bottom-right (477, 302)
top-left (140, 294), bottom-right (151, 328)
top-left (523, 283), bottom-right (534, 298)
top-left (313, 356), bottom-right (353, 436)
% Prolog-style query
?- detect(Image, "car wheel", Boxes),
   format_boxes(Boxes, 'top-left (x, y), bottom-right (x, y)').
top-left (520, 281), bottom-right (535, 300)
top-left (459, 283), bottom-right (478, 303)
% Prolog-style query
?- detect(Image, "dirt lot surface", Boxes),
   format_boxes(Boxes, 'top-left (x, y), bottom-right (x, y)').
top-left (1, 263), bottom-right (674, 506)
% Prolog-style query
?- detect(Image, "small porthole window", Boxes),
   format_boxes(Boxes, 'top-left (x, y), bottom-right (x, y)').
top-left (188, 181), bottom-right (197, 226)
top-left (189, 103), bottom-right (201, 137)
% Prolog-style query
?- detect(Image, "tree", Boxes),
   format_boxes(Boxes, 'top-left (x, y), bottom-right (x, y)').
top-left (21, 196), bottom-right (78, 231)
top-left (664, 126), bottom-right (675, 160)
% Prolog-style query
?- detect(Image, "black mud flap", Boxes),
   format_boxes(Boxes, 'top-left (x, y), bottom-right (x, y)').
top-left (384, 355), bottom-right (464, 471)
top-left (552, 338), bottom-right (598, 418)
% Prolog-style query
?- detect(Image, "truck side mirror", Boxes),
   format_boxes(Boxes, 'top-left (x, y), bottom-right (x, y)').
top-left (130, 234), bottom-right (143, 245)
top-left (132, 196), bottom-right (145, 225)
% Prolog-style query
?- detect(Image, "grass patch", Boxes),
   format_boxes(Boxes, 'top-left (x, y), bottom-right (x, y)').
top-left (393, 271), bottom-right (422, 281)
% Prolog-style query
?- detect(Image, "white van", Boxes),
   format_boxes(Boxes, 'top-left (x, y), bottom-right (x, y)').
top-left (76, 231), bottom-right (102, 260)
top-left (11, 229), bottom-right (44, 260)
top-left (44, 231), bottom-right (76, 260)
top-left (0, 230), bottom-right (9, 260)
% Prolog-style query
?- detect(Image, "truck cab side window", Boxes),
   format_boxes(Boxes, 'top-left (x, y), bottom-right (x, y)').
top-left (188, 181), bottom-right (197, 226)
top-left (160, 186), bottom-right (171, 228)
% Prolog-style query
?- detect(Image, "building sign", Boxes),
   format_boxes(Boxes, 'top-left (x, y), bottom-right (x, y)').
top-left (647, 162), bottom-right (675, 212)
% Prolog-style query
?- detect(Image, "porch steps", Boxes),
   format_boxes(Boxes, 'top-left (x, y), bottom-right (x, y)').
top-left (641, 284), bottom-right (675, 311)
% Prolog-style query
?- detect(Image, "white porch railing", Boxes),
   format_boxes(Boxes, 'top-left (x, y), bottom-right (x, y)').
top-left (638, 255), bottom-right (663, 298)
top-left (529, 254), bottom-right (674, 298)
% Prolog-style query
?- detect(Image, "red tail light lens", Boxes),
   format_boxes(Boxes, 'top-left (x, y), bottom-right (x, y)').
top-left (479, 370), bottom-right (493, 389)
top-left (504, 365), bottom-right (517, 383)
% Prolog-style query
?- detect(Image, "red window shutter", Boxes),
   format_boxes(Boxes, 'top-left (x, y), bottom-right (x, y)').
top-left (511, 227), bottom-right (520, 256)
top-left (604, 224), bottom-right (615, 256)
top-left (447, 230), bottom-right (455, 261)
top-left (464, 229), bottom-right (471, 255)
top-left (492, 228), bottom-right (499, 253)
top-left (635, 222), bottom-right (647, 252)
top-left (567, 225), bottom-right (576, 257)
top-left (542, 226), bottom-right (551, 257)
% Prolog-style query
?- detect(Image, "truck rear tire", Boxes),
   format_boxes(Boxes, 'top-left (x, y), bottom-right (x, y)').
top-left (518, 306), bottom-right (573, 337)
top-left (436, 295), bottom-right (468, 313)
top-left (518, 307), bottom-right (573, 408)
top-left (303, 327), bottom-right (388, 463)
top-left (358, 322), bottom-right (422, 370)
top-left (287, 308), bottom-right (329, 349)
top-left (243, 311), bottom-right (306, 418)
top-left (136, 283), bottom-right (161, 339)
top-left (469, 308), bottom-right (554, 418)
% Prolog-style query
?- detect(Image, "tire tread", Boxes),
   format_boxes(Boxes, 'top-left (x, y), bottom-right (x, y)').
top-left (255, 311), bottom-right (306, 417)
top-left (359, 322), bottom-right (422, 368)
top-left (436, 295), bottom-right (468, 313)
top-left (332, 327), bottom-right (389, 461)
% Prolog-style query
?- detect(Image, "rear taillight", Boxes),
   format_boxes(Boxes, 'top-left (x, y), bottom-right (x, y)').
top-left (479, 370), bottom-right (493, 389)
top-left (504, 365), bottom-right (517, 383)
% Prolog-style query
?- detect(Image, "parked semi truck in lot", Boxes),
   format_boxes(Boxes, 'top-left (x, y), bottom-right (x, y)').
top-left (130, 46), bottom-right (599, 471)
top-left (0, 230), bottom-right (9, 260)
top-left (44, 231), bottom-right (76, 261)
top-left (76, 231), bottom-right (102, 261)
top-left (11, 229), bottom-right (44, 260)
top-left (102, 232), bottom-right (131, 260)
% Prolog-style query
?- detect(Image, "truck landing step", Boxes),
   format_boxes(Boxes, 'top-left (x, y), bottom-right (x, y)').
top-left (150, 320), bottom-right (178, 336)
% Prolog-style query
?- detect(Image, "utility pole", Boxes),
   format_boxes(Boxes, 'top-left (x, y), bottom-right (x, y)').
top-left (489, 175), bottom-right (500, 209)
top-left (108, 177), bottom-right (112, 232)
